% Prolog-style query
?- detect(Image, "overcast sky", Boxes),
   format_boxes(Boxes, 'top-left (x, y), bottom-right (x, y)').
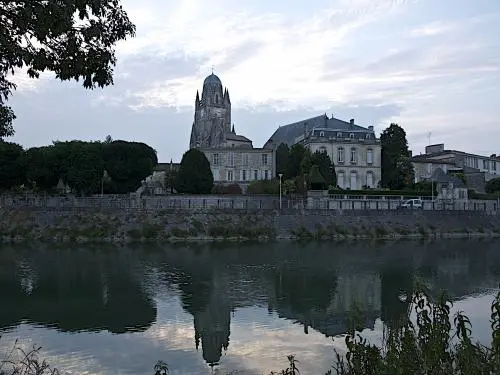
top-left (7, 0), bottom-right (500, 162)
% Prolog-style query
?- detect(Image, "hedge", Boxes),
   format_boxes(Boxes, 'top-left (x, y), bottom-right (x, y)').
top-left (327, 189), bottom-right (434, 197)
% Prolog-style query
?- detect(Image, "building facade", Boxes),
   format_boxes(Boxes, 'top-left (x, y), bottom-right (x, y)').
top-left (412, 144), bottom-right (500, 192)
top-left (265, 114), bottom-right (381, 190)
top-left (190, 73), bottom-right (275, 186)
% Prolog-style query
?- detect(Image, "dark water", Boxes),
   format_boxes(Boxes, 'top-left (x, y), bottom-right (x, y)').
top-left (0, 240), bottom-right (499, 375)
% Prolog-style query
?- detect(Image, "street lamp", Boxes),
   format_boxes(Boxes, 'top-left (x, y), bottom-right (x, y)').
top-left (279, 173), bottom-right (283, 210)
top-left (101, 169), bottom-right (108, 197)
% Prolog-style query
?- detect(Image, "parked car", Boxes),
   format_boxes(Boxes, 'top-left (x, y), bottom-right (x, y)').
top-left (399, 199), bottom-right (424, 209)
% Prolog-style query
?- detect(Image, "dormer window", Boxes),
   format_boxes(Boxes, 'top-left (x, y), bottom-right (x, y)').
top-left (349, 133), bottom-right (354, 139)
top-left (365, 133), bottom-right (371, 139)
top-left (319, 131), bottom-right (325, 137)
top-left (337, 132), bottom-right (342, 138)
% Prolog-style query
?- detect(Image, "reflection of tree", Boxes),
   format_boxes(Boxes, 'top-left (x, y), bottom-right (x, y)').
top-left (0, 250), bottom-right (156, 333)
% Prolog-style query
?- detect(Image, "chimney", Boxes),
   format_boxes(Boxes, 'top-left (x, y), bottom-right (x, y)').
top-left (368, 126), bottom-right (374, 131)
top-left (349, 119), bottom-right (354, 125)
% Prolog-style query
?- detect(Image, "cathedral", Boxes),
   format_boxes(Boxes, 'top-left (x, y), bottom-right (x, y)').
top-left (189, 73), bottom-right (275, 186)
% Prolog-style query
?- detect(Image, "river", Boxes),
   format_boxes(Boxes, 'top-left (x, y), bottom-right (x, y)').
top-left (0, 239), bottom-right (499, 374)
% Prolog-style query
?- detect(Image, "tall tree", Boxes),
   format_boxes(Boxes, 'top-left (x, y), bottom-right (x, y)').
top-left (0, 141), bottom-right (25, 189)
top-left (275, 143), bottom-right (289, 178)
top-left (0, 0), bottom-right (136, 137)
top-left (312, 150), bottom-right (337, 187)
top-left (380, 123), bottom-right (414, 190)
top-left (288, 144), bottom-right (307, 178)
top-left (175, 149), bottom-right (214, 194)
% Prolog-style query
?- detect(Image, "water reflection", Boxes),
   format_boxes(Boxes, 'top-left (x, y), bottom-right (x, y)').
top-left (0, 240), bottom-right (499, 374)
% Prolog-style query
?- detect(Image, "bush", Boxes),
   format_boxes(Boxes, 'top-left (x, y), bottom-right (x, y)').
top-left (211, 183), bottom-right (242, 195)
top-left (327, 188), bottom-right (433, 197)
top-left (247, 179), bottom-right (279, 195)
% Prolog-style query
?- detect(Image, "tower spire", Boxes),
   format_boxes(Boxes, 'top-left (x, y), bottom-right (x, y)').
top-left (231, 124), bottom-right (235, 133)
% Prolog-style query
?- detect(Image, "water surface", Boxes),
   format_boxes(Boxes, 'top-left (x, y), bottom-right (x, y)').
top-left (0, 240), bottom-right (499, 374)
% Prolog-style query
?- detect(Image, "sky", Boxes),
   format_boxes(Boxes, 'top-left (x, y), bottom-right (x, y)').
top-left (7, 0), bottom-right (500, 162)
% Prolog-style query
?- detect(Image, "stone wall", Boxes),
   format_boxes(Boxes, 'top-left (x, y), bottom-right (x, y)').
top-left (1, 207), bottom-right (500, 243)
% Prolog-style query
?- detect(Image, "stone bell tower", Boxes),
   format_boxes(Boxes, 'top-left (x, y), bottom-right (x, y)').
top-left (189, 73), bottom-right (232, 149)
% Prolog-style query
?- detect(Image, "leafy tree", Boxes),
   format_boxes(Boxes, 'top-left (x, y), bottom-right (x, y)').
top-left (175, 149), bottom-right (213, 194)
top-left (485, 177), bottom-right (500, 194)
top-left (23, 146), bottom-right (60, 190)
top-left (0, 0), bottom-right (136, 136)
top-left (102, 141), bottom-right (157, 193)
top-left (380, 123), bottom-right (414, 190)
top-left (299, 148), bottom-right (313, 176)
top-left (0, 141), bottom-right (25, 189)
top-left (275, 143), bottom-right (289, 178)
top-left (288, 144), bottom-right (307, 179)
top-left (312, 151), bottom-right (336, 187)
top-left (308, 165), bottom-right (327, 190)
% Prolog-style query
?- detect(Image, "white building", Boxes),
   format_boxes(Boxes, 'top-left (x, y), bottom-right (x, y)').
top-left (265, 115), bottom-right (381, 190)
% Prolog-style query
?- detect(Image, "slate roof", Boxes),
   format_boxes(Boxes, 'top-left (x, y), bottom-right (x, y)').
top-left (430, 168), bottom-right (466, 188)
top-left (225, 132), bottom-right (252, 142)
top-left (264, 114), bottom-right (374, 148)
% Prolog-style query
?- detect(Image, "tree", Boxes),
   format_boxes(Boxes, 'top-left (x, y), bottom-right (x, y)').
top-left (275, 143), bottom-right (289, 178)
top-left (0, 141), bottom-right (25, 189)
top-left (287, 144), bottom-right (307, 179)
top-left (0, 0), bottom-right (136, 136)
top-left (175, 149), bottom-right (213, 194)
top-left (308, 165), bottom-right (327, 190)
top-left (485, 177), bottom-right (500, 194)
top-left (311, 151), bottom-right (336, 187)
top-left (380, 123), bottom-right (414, 190)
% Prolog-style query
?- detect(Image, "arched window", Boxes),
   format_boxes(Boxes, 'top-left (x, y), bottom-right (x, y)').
top-left (319, 131), bottom-right (325, 137)
top-left (349, 133), bottom-right (354, 138)
top-left (337, 171), bottom-right (345, 189)
top-left (337, 147), bottom-right (344, 163)
top-left (337, 132), bottom-right (342, 138)
top-left (366, 171), bottom-right (374, 188)
top-left (350, 147), bottom-right (357, 163)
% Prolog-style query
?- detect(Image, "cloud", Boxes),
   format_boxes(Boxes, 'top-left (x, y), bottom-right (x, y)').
top-left (6, 0), bottom-right (500, 162)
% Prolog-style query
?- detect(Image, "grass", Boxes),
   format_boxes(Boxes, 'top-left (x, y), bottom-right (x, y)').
top-left (4, 286), bottom-right (499, 375)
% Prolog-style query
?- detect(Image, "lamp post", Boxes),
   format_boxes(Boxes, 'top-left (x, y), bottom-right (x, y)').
top-left (279, 173), bottom-right (283, 210)
top-left (101, 170), bottom-right (108, 197)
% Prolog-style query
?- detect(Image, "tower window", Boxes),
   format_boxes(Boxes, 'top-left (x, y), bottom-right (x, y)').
top-left (215, 94), bottom-right (219, 104)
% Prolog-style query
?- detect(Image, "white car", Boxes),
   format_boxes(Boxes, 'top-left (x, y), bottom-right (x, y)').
top-left (400, 199), bottom-right (424, 209)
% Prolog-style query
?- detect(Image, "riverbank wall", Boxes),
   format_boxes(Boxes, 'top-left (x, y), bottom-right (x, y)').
top-left (1, 207), bottom-right (500, 243)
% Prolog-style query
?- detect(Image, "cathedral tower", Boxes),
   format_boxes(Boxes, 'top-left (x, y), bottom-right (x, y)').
top-left (190, 73), bottom-right (232, 149)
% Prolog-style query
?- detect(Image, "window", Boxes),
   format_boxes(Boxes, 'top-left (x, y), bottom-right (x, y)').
top-left (319, 146), bottom-right (327, 153)
top-left (338, 147), bottom-right (344, 163)
top-left (227, 170), bottom-right (233, 181)
top-left (212, 169), bottom-right (220, 181)
top-left (264, 170), bottom-right (269, 180)
top-left (228, 152), bottom-right (234, 166)
top-left (338, 172), bottom-right (345, 189)
top-left (367, 149), bottom-right (373, 164)
top-left (474, 158), bottom-right (478, 168)
top-left (337, 132), bottom-right (342, 138)
top-left (262, 154), bottom-right (268, 166)
top-left (243, 153), bottom-right (249, 166)
top-left (215, 94), bottom-right (219, 103)
top-left (254, 170), bottom-right (259, 180)
top-left (493, 162), bottom-right (497, 171)
top-left (349, 133), bottom-right (354, 139)
top-left (242, 170), bottom-right (247, 181)
top-left (483, 160), bottom-right (489, 169)
top-left (319, 131), bottom-right (325, 137)
top-left (213, 153), bottom-right (219, 165)
top-left (366, 172), bottom-right (374, 188)
top-left (365, 133), bottom-right (371, 139)
top-left (350, 147), bottom-right (357, 163)
top-left (350, 171), bottom-right (357, 190)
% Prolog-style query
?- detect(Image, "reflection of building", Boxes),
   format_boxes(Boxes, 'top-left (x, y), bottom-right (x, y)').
top-left (194, 291), bottom-right (231, 367)
top-left (265, 115), bottom-right (381, 189)
top-left (190, 73), bottom-right (275, 187)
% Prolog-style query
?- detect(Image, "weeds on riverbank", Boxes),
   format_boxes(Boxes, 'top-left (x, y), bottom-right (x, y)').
top-left (2, 287), bottom-right (500, 374)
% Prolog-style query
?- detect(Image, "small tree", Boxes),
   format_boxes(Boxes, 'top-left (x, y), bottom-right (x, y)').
top-left (175, 149), bottom-right (213, 194)
top-left (308, 165), bottom-right (327, 190)
top-left (485, 177), bottom-right (500, 194)
top-left (381, 123), bottom-right (414, 190)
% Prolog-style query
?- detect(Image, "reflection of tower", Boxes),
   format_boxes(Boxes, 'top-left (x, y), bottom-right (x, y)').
top-left (193, 290), bottom-right (231, 367)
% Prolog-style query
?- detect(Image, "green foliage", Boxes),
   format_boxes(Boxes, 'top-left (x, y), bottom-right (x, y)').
top-left (380, 124), bottom-right (414, 190)
top-left (247, 179), bottom-right (280, 195)
top-left (175, 149), bottom-right (214, 194)
top-left (0, 141), bottom-right (25, 189)
top-left (212, 184), bottom-right (243, 195)
top-left (288, 144), bottom-right (307, 179)
top-left (485, 177), bottom-right (500, 194)
top-left (20, 140), bottom-right (157, 195)
top-left (312, 150), bottom-right (336, 187)
top-left (309, 165), bottom-right (327, 190)
top-left (327, 188), bottom-right (433, 197)
top-left (276, 143), bottom-right (290, 178)
top-left (0, 0), bottom-right (136, 135)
